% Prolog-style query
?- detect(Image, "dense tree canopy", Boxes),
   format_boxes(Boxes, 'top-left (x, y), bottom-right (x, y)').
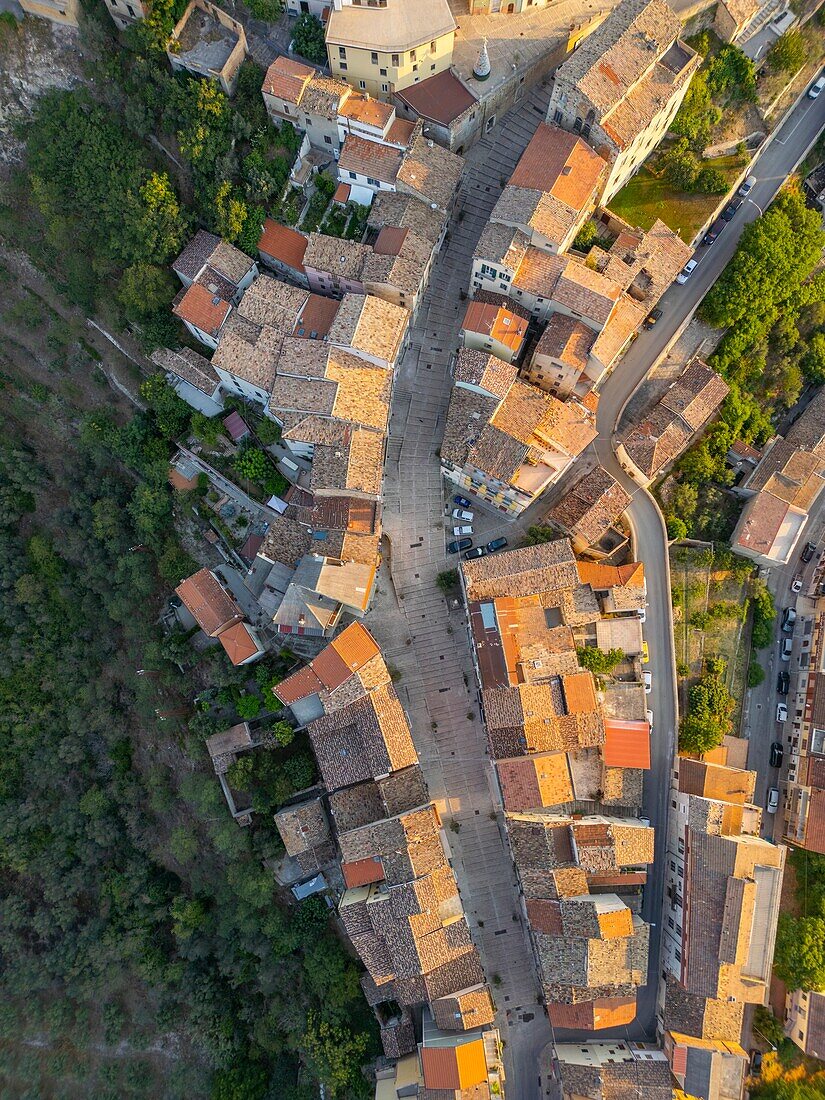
top-left (679, 657), bottom-right (735, 753)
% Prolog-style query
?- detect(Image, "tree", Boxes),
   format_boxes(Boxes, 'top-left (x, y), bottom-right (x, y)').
top-left (747, 661), bottom-right (765, 687)
top-left (302, 1015), bottom-right (369, 1098)
top-left (661, 140), bottom-right (699, 190)
top-left (695, 165), bottom-right (728, 194)
top-left (117, 263), bottom-right (178, 320)
top-left (679, 660), bottom-right (735, 753)
top-left (235, 447), bottom-right (271, 484)
top-left (773, 913), bottom-right (825, 990)
top-left (750, 578), bottom-right (776, 649)
top-left (236, 694), bottom-right (261, 720)
top-left (576, 647), bottom-right (624, 675)
top-left (436, 569), bottom-right (459, 591)
top-left (671, 74), bottom-right (721, 148)
top-left (524, 525), bottom-right (558, 546)
top-left (292, 14), bottom-right (327, 65)
top-left (667, 516), bottom-right (687, 541)
top-left (768, 29), bottom-right (806, 74)
top-left (803, 333), bottom-right (825, 384)
top-left (140, 374), bottom-right (192, 440)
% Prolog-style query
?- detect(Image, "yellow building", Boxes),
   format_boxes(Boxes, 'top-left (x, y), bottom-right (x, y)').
top-left (325, 0), bottom-right (456, 101)
top-left (19, 0), bottom-right (79, 26)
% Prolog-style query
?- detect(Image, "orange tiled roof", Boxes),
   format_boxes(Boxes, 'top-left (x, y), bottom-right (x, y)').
top-left (562, 671), bottom-right (599, 714)
top-left (218, 621), bottom-right (261, 666)
top-left (510, 122), bottom-right (606, 211)
top-left (330, 621), bottom-right (381, 670)
top-left (262, 55), bottom-right (314, 103)
top-left (462, 300), bottom-right (527, 354)
top-left (173, 281), bottom-right (231, 337)
top-left (603, 719), bottom-right (651, 769)
top-left (175, 568), bottom-right (242, 637)
top-left (420, 1038), bottom-right (487, 1090)
top-left (342, 856), bottom-right (385, 887)
top-left (258, 218), bottom-right (308, 271)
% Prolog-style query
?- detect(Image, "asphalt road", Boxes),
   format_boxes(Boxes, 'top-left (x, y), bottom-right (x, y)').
top-left (550, 86), bottom-right (825, 1047)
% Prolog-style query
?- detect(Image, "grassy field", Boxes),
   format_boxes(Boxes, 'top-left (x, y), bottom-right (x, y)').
top-left (670, 544), bottom-right (751, 731)
top-left (608, 155), bottom-right (743, 242)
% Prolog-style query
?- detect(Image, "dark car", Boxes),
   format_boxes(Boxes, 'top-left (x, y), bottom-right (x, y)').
top-left (453, 495), bottom-right (472, 509)
top-left (702, 217), bottom-right (726, 246)
top-left (721, 198), bottom-right (741, 222)
top-left (802, 541), bottom-right (816, 563)
top-left (777, 670), bottom-right (790, 695)
top-left (446, 538), bottom-right (472, 554)
top-left (750, 1051), bottom-right (763, 1077)
top-left (463, 546), bottom-right (487, 560)
top-left (486, 537), bottom-right (509, 553)
top-left (643, 307), bottom-right (663, 330)
top-left (770, 741), bottom-right (784, 769)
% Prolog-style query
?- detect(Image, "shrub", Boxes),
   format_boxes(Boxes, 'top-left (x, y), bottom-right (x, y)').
top-left (436, 569), bottom-right (459, 591)
top-left (695, 165), bottom-right (728, 193)
top-left (768, 29), bottom-right (806, 74)
top-left (292, 13), bottom-right (327, 65)
top-left (576, 646), bottom-right (625, 675)
top-left (747, 661), bottom-right (765, 687)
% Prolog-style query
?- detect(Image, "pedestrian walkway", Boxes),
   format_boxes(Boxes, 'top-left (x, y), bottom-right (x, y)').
top-left (369, 83), bottom-right (555, 1100)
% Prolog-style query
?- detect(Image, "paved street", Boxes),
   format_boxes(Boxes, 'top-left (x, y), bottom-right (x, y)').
top-left (372, 72), bottom-right (825, 1096)
top-left (371, 84), bottom-right (556, 1100)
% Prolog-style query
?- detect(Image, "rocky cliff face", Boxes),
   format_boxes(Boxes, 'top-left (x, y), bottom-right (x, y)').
top-left (0, 17), bottom-right (85, 167)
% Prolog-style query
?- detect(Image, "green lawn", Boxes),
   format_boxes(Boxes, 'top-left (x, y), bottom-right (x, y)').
top-left (608, 155), bottom-right (743, 242)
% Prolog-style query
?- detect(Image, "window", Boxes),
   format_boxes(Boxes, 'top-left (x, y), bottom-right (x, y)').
top-left (431, 64), bottom-right (436, 70)
top-left (668, 918), bottom-right (674, 929)
top-left (381, 83), bottom-right (389, 92)
top-left (554, 109), bottom-right (563, 123)
top-left (371, 51), bottom-right (378, 64)
top-left (675, 948), bottom-right (681, 963)
top-left (413, 64), bottom-right (418, 72)
top-left (410, 49), bottom-right (416, 61)
top-left (431, 39), bottom-right (436, 52)
top-left (380, 67), bottom-right (387, 75)
top-left (669, 860), bottom-right (676, 872)
top-left (392, 53), bottom-right (399, 66)
top-left (349, 171), bottom-right (357, 179)
top-left (339, 62), bottom-right (347, 70)
top-left (574, 117), bottom-right (583, 133)
top-left (324, 136), bottom-right (332, 144)
top-left (338, 46), bottom-right (346, 59)
top-left (359, 80), bottom-right (366, 89)
top-left (485, 115), bottom-right (496, 134)
top-left (367, 177), bottom-right (379, 186)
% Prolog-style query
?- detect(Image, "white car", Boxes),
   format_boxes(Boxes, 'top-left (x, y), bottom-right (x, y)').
top-left (767, 787), bottom-right (780, 814)
top-left (809, 76), bottom-right (825, 99)
top-left (646, 709), bottom-right (654, 731)
top-left (738, 175), bottom-right (756, 198)
top-left (776, 702), bottom-right (788, 723)
top-left (781, 637), bottom-right (793, 661)
top-left (451, 508), bottom-right (474, 521)
top-left (638, 605), bottom-right (647, 623)
top-left (643, 670), bottom-right (652, 694)
top-left (675, 259), bottom-right (698, 284)
top-left (791, 574), bottom-right (803, 593)
top-left (453, 525), bottom-right (473, 537)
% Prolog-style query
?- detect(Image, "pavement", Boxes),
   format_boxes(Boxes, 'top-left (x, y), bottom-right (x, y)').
top-left (370, 83), bottom-right (557, 1100)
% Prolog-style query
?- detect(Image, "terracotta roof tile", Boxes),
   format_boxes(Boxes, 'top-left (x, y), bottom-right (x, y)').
top-left (173, 281), bottom-right (231, 337)
top-left (262, 55), bottom-right (314, 104)
top-left (603, 720), bottom-right (651, 769)
top-left (175, 568), bottom-right (242, 637)
top-left (218, 621), bottom-right (261, 665)
top-left (258, 219), bottom-right (308, 271)
top-left (339, 133), bottom-right (404, 186)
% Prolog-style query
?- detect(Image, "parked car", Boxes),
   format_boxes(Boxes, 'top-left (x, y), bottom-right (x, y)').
top-left (802, 541), bottom-right (816, 563)
top-left (808, 75), bottom-right (825, 99)
top-left (643, 308), bottom-right (662, 330)
top-left (779, 670), bottom-right (790, 694)
top-left (452, 508), bottom-right (474, 521)
top-left (453, 495), bottom-right (472, 508)
top-left (791, 574), bottom-right (803, 593)
top-left (819, 580), bottom-right (825, 598)
top-left (701, 217), bottom-right (725, 246)
top-left (447, 538), bottom-right (472, 554)
top-left (646, 709), bottom-right (654, 732)
top-left (776, 702), bottom-right (788, 722)
top-left (767, 787), bottom-right (780, 814)
top-left (782, 606), bottom-right (797, 633)
top-left (675, 258), bottom-right (698, 284)
top-left (463, 546), bottom-right (487, 560)
top-left (642, 641), bottom-right (650, 664)
top-left (750, 1051), bottom-right (764, 1076)
top-left (770, 741), bottom-right (784, 769)
top-left (486, 537), bottom-right (509, 553)
top-left (453, 525), bottom-right (473, 537)
top-left (739, 175), bottom-right (756, 198)
top-left (638, 604), bottom-right (647, 624)
top-left (643, 670), bottom-right (652, 694)
top-left (782, 637), bottom-right (793, 661)
top-left (721, 198), bottom-right (741, 222)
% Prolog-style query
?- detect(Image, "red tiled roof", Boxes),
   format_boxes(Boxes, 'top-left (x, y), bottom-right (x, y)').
top-left (526, 898), bottom-right (563, 934)
top-left (342, 856), bottom-right (385, 887)
top-left (294, 294), bottom-right (340, 339)
top-left (374, 225), bottom-right (409, 256)
top-left (333, 182), bottom-right (351, 204)
top-left (175, 568), bottom-right (242, 637)
top-left (338, 133), bottom-right (403, 185)
top-left (420, 1039), bottom-right (487, 1090)
top-left (603, 719), bottom-right (651, 769)
top-left (218, 622), bottom-right (261, 666)
top-left (548, 996), bottom-right (637, 1030)
top-left (262, 55), bottom-right (314, 102)
top-left (258, 218), bottom-right (307, 272)
top-left (805, 787), bottom-right (825, 854)
top-left (173, 281), bottom-right (231, 337)
top-left (395, 68), bottom-right (478, 126)
top-left (510, 122), bottom-right (606, 211)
